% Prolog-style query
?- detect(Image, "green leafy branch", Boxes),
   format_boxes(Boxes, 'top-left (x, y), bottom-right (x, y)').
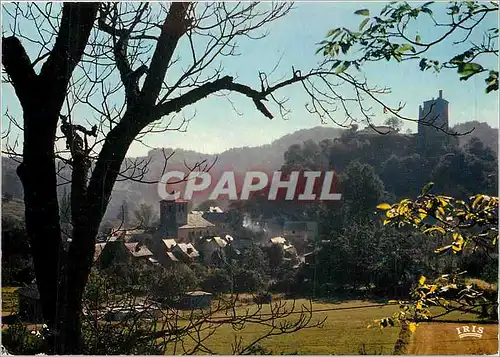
top-left (318, 1), bottom-right (498, 92)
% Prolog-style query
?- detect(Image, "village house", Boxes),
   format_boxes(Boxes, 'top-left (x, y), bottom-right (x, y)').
top-left (179, 212), bottom-right (217, 242)
top-left (270, 236), bottom-right (298, 258)
top-left (283, 221), bottom-right (317, 255)
top-left (171, 242), bottom-right (200, 263)
top-left (162, 238), bottom-right (177, 251)
top-left (200, 206), bottom-right (239, 236)
top-left (124, 242), bottom-right (154, 261)
top-left (102, 228), bottom-right (150, 243)
top-left (149, 238), bottom-right (179, 266)
top-left (122, 229), bottom-right (151, 243)
top-left (196, 236), bottom-right (228, 265)
top-left (179, 291), bottom-right (212, 310)
top-left (157, 198), bottom-right (216, 243)
top-left (94, 240), bottom-right (154, 269)
top-left (146, 198), bottom-right (216, 265)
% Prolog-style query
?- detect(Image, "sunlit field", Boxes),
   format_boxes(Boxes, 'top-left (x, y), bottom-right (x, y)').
top-left (162, 299), bottom-right (401, 355)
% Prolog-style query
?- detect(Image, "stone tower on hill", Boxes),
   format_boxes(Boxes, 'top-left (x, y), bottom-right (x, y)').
top-left (417, 90), bottom-right (456, 155)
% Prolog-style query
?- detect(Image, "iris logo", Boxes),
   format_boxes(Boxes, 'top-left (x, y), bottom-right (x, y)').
top-left (456, 325), bottom-right (484, 339)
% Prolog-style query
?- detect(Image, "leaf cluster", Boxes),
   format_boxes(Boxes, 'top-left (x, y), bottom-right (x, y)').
top-left (318, 1), bottom-right (499, 92)
top-left (372, 185), bottom-right (498, 330)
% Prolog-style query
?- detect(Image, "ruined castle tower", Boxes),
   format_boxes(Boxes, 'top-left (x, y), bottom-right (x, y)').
top-left (417, 89), bottom-right (451, 154)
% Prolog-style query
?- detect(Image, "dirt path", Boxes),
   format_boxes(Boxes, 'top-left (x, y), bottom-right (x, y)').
top-left (407, 322), bottom-right (498, 355)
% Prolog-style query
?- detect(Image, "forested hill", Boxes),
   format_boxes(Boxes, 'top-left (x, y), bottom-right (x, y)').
top-left (2, 126), bottom-right (343, 220)
top-left (2, 121), bottom-right (497, 221)
top-left (452, 121), bottom-right (498, 155)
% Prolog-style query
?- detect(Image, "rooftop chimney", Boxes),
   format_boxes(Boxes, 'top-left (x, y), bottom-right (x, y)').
top-left (439, 90), bottom-right (443, 99)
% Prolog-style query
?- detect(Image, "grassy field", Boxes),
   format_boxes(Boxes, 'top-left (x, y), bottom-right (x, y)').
top-left (1, 287), bottom-right (19, 317)
top-left (163, 299), bottom-right (401, 355)
top-left (161, 299), bottom-right (499, 354)
top-left (1, 291), bottom-right (401, 354)
top-left (2, 288), bottom-right (497, 355)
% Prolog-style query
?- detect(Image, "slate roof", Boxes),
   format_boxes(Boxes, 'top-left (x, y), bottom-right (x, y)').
top-left (122, 229), bottom-right (147, 242)
top-left (94, 243), bottom-right (107, 262)
top-left (185, 291), bottom-right (212, 296)
top-left (214, 237), bottom-right (227, 248)
top-left (124, 243), bottom-right (153, 258)
top-left (162, 239), bottom-right (177, 250)
top-left (166, 252), bottom-right (179, 262)
top-left (174, 243), bottom-right (200, 259)
top-left (179, 213), bottom-right (215, 229)
top-left (200, 236), bottom-right (228, 249)
top-left (270, 236), bottom-right (287, 245)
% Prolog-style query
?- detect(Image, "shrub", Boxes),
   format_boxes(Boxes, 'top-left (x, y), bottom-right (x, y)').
top-left (200, 268), bottom-right (232, 294)
top-left (253, 292), bottom-right (272, 304)
top-left (233, 269), bottom-right (265, 293)
top-left (1, 322), bottom-right (47, 355)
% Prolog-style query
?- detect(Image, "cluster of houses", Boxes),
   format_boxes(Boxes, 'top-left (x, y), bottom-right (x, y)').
top-left (93, 198), bottom-right (316, 271)
top-left (94, 199), bottom-right (244, 269)
top-left (17, 198), bottom-right (318, 322)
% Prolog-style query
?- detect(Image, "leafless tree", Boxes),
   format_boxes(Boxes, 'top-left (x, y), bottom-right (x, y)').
top-left (1, 2), bottom-right (458, 353)
top-left (82, 264), bottom-right (324, 355)
top-left (133, 203), bottom-right (156, 229)
top-left (384, 117), bottom-right (403, 132)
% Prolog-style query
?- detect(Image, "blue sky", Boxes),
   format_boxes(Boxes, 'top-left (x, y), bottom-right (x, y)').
top-left (2, 2), bottom-right (498, 157)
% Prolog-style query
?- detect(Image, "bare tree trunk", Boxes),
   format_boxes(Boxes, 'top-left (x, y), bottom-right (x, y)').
top-left (17, 108), bottom-right (62, 347)
top-left (55, 225), bottom-right (96, 353)
top-left (2, 3), bottom-right (98, 354)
